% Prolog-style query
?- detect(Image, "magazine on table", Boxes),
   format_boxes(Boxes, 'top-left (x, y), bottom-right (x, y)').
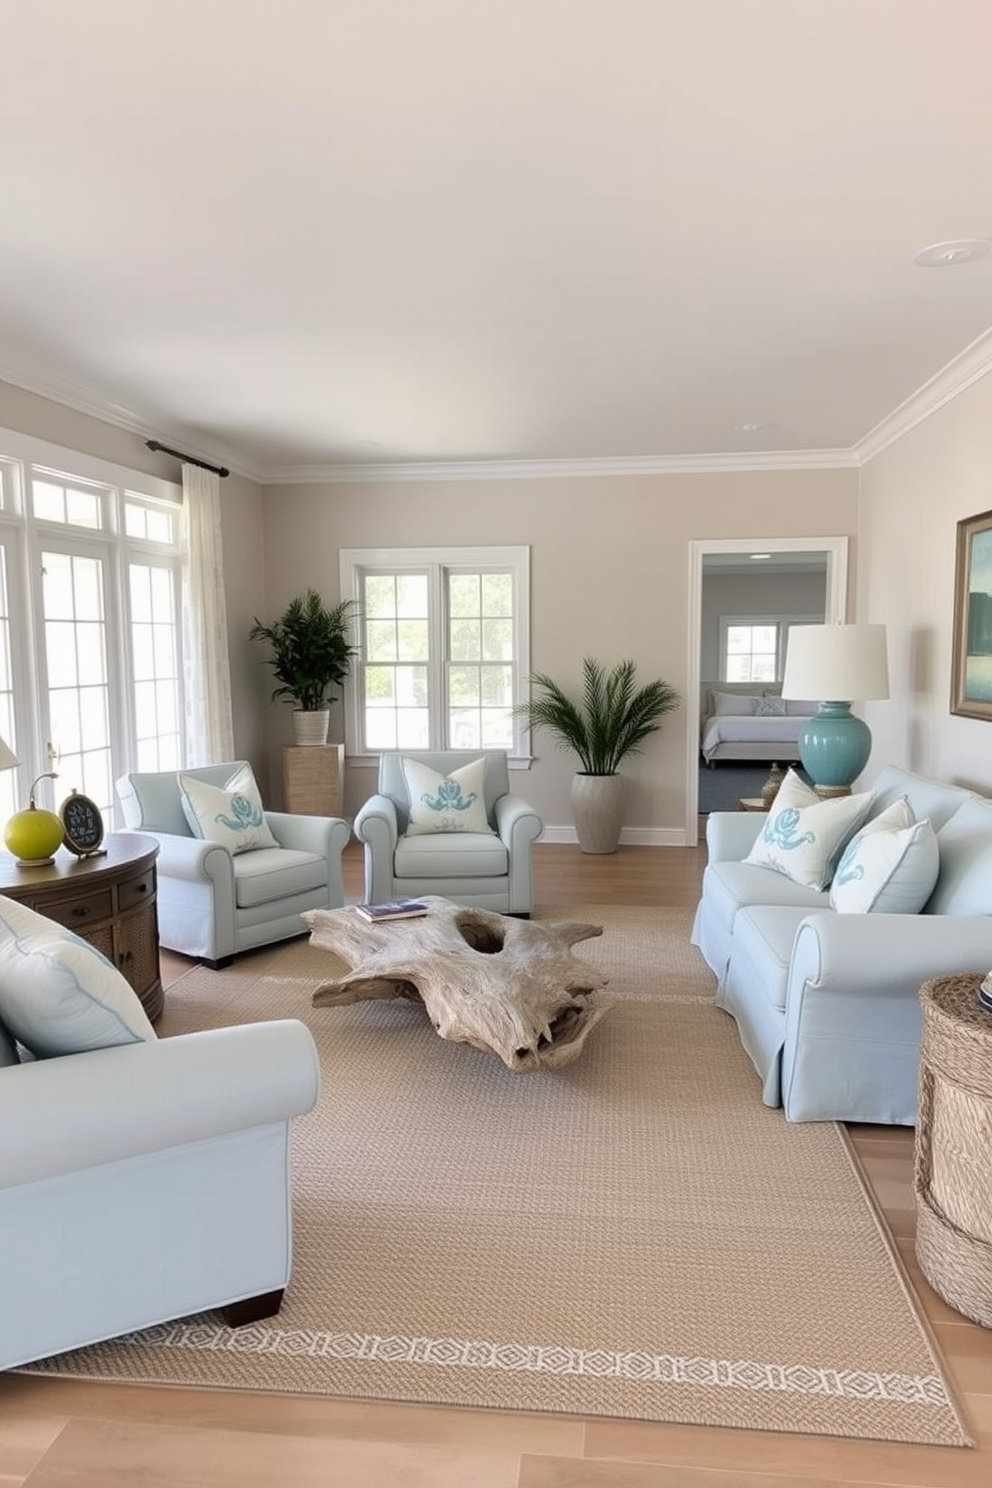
top-left (354, 899), bottom-right (429, 922)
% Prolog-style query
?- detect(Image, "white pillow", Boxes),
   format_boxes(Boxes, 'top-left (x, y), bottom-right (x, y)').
top-left (0, 929), bottom-right (156, 1058)
top-left (710, 690), bottom-right (757, 717)
top-left (785, 698), bottom-right (817, 716)
top-left (179, 763), bottom-right (278, 854)
top-left (745, 768), bottom-right (874, 890)
top-left (755, 695), bottom-right (787, 716)
top-left (829, 799), bottom-right (940, 914)
top-left (402, 756), bottom-right (493, 836)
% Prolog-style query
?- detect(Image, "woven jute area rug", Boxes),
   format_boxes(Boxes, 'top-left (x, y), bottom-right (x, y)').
top-left (25, 905), bottom-right (971, 1446)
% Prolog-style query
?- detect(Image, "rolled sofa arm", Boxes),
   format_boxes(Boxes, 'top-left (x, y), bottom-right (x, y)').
top-left (493, 792), bottom-right (543, 850)
top-left (265, 812), bottom-right (350, 859)
top-left (788, 911), bottom-right (992, 1001)
top-left (354, 793), bottom-right (399, 903)
top-left (0, 1020), bottom-right (320, 1190)
top-left (705, 811), bottom-right (766, 863)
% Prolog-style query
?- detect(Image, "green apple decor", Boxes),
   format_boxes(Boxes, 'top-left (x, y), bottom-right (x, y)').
top-left (4, 772), bottom-right (64, 865)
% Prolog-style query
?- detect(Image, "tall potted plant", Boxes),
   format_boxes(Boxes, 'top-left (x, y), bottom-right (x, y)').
top-left (516, 657), bottom-right (680, 853)
top-left (249, 590), bottom-right (358, 745)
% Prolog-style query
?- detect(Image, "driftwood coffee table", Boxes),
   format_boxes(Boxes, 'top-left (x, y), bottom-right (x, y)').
top-left (303, 896), bottom-right (609, 1071)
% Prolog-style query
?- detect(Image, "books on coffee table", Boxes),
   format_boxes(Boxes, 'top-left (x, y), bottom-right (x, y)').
top-left (354, 899), bottom-right (429, 923)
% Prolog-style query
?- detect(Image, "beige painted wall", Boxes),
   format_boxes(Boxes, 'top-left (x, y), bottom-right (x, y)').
top-left (859, 372), bottom-right (992, 796)
top-left (259, 468), bottom-right (860, 832)
top-left (0, 380), bottom-right (271, 785)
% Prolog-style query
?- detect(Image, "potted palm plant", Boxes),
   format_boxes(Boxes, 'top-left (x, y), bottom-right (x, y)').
top-left (249, 590), bottom-right (358, 745)
top-left (516, 657), bottom-right (680, 853)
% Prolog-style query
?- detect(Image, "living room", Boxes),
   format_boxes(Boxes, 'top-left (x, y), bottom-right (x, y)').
top-left (3, 3), bottom-right (992, 1483)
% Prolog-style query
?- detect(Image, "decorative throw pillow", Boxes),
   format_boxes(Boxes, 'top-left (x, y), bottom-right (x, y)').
top-left (402, 756), bottom-right (493, 836)
top-left (754, 695), bottom-right (787, 716)
top-left (829, 798), bottom-right (940, 914)
top-left (179, 763), bottom-right (278, 854)
top-left (710, 690), bottom-right (757, 716)
top-left (745, 768), bottom-right (874, 890)
top-left (0, 928), bottom-right (156, 1058)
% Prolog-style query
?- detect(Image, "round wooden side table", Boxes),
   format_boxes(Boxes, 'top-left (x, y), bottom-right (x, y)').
top-left (915, 972), bottom-right (992, 1328)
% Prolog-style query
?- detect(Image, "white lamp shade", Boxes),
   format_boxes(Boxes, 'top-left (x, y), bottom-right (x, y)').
top-left (0, 735), bottom-right (19, 773)
top-left (781, 624), bottom-right (889, 702)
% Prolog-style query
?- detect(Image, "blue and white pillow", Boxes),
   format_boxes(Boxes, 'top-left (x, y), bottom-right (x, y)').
top-left (829, 798), bottom-right (940, 914)
top-left (745, 768), bottom-right (874, 890)
top-left (179, 763), bottom-right (278, 854)
top-left (0, 893), bottom-right (156, 1059)
top-left (402, 756), bottom-right (493, 836)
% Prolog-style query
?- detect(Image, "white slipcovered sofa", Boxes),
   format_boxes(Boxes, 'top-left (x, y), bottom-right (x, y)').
top-left (691, 766), bottom-right (992, 1123)
top-left (116, 761), bottom-right (350, 967)
top-left (0, 894), bottom-right (320, 1371)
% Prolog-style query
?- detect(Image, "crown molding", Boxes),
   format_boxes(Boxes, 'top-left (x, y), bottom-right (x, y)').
top-left (855, 324), bottom-right (992, 463)
top-left (258, 447), bottom-right (858, 485)
top-left (0, 365), bottom-right (259, 483)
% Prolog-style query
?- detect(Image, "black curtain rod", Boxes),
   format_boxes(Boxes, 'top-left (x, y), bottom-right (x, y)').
top-left (146, 440), bottom-right (230, 478)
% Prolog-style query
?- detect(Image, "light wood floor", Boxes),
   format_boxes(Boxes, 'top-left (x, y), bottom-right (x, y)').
top-left (3, 838), bottom-right (991, 1487)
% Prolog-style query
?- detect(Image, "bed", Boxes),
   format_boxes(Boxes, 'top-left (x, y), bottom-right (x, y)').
top-left (699, 681), bottom-right (815, 765)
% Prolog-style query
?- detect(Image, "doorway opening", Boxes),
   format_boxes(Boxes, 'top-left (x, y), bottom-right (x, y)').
top-left (684, 537), bottom-right (849, 845)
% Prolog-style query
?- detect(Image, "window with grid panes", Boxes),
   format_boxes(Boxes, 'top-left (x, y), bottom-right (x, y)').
top-left (340, 547), bottom-right (530, 758)
top-left (0, 429), bottom-right (183, 826)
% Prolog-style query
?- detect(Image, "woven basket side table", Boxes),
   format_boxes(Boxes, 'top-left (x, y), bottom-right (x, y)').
top-left (915, 972), bottom-right (992, 1328)
top-left (282, 743), bottom-right (344, 817)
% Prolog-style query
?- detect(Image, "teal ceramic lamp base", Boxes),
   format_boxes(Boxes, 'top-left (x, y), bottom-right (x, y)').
top-left (796, 702), bottom-right (872, 795)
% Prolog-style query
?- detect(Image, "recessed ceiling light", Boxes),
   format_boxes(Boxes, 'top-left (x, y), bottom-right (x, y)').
top-left (913, 238), bottom-right (992, 268)
top-left (750, 553), bottom-right (771, 561)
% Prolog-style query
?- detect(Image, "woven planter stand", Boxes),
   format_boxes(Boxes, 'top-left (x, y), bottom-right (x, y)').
top-left (915, 972), bottom-right (992, 1328)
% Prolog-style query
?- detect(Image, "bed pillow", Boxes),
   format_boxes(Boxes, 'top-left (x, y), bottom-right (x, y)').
top-left (755, 695), bottom-right (787, 716)
top-left (0, 928), bottom-right (156, 1058)
top-left (710, 691), bottom-right (757, 716)
top-left (785, 698), bottom-right (817, 716)
top-left (745, 768), bottom-right (874, 889)
top-left (179, 763), bottom-right (278, 854)
top-left (829, 798), bottom-right (940, 914)
top-left (402, 756), bottom-right (493, 835)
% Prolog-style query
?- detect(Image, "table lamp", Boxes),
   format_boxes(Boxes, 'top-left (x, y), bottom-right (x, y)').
top-left (781, 624), bottom-right (889, 796)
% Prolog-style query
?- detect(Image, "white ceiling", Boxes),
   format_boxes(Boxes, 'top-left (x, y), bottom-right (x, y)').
top-left (3, 1), bottom-right (992, 482)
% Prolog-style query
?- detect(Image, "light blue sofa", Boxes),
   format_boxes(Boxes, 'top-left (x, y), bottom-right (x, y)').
top-left (354, 750), bottom-right (543, 915)
top-left (117, 762), bottom-right (350, 967)
top-left (691, 766), bottom-right (992, 1123)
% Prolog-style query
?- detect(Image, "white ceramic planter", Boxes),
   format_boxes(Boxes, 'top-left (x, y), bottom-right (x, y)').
top-left (571, 772), bottom-right (625, 854)
top-left (292, 709), bottom-right (330, 746)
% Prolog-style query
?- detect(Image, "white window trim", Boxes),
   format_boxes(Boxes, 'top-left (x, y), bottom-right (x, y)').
top-left (339, 545), bottom-right (531, 767)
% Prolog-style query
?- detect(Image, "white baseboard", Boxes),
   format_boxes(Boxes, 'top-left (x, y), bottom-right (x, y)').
top-left (537, 826), bottom-right (687, 848)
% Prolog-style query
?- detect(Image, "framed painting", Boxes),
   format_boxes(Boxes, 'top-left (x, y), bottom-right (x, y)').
top-left (951, 507), bottom-right (992, 720)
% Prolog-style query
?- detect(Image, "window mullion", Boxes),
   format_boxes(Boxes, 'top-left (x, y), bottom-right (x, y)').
top-left (429, 563), bottom-right (448, 748)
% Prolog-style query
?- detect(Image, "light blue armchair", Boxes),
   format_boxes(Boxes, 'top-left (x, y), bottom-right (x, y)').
top-left (354, 750), bottom-right (543, 915)
top-left (116, 761), bottom-right (350, 967)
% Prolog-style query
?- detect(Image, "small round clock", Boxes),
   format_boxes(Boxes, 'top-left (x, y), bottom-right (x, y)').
top-left (59, 790), bottom-right (106, 857)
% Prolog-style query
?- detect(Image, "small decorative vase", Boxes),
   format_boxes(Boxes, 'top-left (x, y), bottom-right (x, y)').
top-left (760, 762), bottom-right (783, 810)
top-left (292, 709), bottom-right (330, 746)
top-left (571, 773), bottom-right (625, 854)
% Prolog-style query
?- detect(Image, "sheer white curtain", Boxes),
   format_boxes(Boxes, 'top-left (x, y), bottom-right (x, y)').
top-left (181, 463), bottom-right (235, 765)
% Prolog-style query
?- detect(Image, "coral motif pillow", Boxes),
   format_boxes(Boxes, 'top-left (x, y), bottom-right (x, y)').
top-left (829, 797), bottom-right (940, 914)
top-left (745, 767), bottom-right (874, 890)
top-left (179, 764), bottom-right (278, 854)
top-left (402, 757), bottom-right (494, 836)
